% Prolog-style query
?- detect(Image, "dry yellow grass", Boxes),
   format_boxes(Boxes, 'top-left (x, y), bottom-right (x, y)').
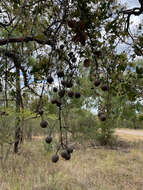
top-left (0, 130), bottom-right (143, 190)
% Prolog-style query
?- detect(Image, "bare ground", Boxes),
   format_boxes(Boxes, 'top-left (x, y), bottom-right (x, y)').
top-left (116, 128), bottom-right (143, 136)
top-left (115, 128), bottom-right (143, 141)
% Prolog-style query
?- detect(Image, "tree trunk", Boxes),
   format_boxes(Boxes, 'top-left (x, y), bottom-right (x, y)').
top-left (14, 63), bottom-right (21, 153)
top-left (4, 64), bottom-right (8, 108)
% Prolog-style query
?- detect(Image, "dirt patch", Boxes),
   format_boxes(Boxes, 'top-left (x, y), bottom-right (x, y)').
top-left (116, 129), bottom-right (143, 136)
top-left (115, 129), bottom-right (143, 141)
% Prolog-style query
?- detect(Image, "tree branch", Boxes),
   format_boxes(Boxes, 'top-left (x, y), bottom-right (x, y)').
top-left (0, 36), bottom-right (53, 46)
top-left (0, 16), bottom-right (16, 28)
top-left (0, 49), bottom-right (41, 97)
top-left (138, 0), bottom-right (143, 8)
top-left (121, 1), bottom-right (143, 33)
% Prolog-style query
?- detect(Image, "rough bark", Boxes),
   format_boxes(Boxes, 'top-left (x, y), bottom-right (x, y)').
top-left (13, 62), bottom-right (22, 153)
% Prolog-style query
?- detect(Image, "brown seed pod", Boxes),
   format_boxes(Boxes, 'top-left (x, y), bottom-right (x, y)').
top-left (60, 44), bottom-right (64, 49)
top-left (65, 153), bottom-right (71, 160)
top-left (45, 136), bottom-right (52, 144)
top-left (68, 91), bottom-right (74, 98)
top-left (56, 100), bottom-right (62, 107)
top-left (84, 59), bottom-right (90, 67)
top-left (61, 150), bottom-right (68, 158)
top-left (51, 99), bottom-right (57, 104)
top-left (58, 89), bottom-right (65, 98)
top-left (75, 92), bottom-right (81, 98)
top-left (94, 80), bottom-right (100, 87)
top-left (79, 32), bottom-right (87, 46)
top-left (52, 154), bottom-right (59, 163)
top-left (53, 87), bottom-right (58, 93)
top-left (98, 111), bottom-right (104, 117)
top-left (47, 76), bottom-right (54, 84)
top-left (68, 52), bottom-right (74, 58)
top-left (68, 20), bottom-right (76, 28)
top-left (99, 113), bottom-right (106, 121)
top-left (66, 146), bottom-right (73, 154)
top-left (101, 85), bottom-right (108, 91)
top-left (66, 81), bottom-right (73, 88)
top-left (38, 110), bottom-right (44, 115)
top-left (71, 57), bottom-right (77, 63)
top-left (40, 120), bottom-right (48, 128)
top-left (61, 150), bottom-right (71, 160)
top-left (57, 70), bottom-right (64, 78)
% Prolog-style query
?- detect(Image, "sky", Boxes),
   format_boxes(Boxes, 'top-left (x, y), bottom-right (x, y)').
top-left (119, 0), bottom-right (140, 8)
top-left (119, 0), bottom-right (142, 27)
top-left (115, 0), bottom-right (143, 54)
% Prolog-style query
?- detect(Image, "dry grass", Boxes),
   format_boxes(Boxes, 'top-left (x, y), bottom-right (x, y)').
top-left (0, 130), bottom-right (143, 190)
